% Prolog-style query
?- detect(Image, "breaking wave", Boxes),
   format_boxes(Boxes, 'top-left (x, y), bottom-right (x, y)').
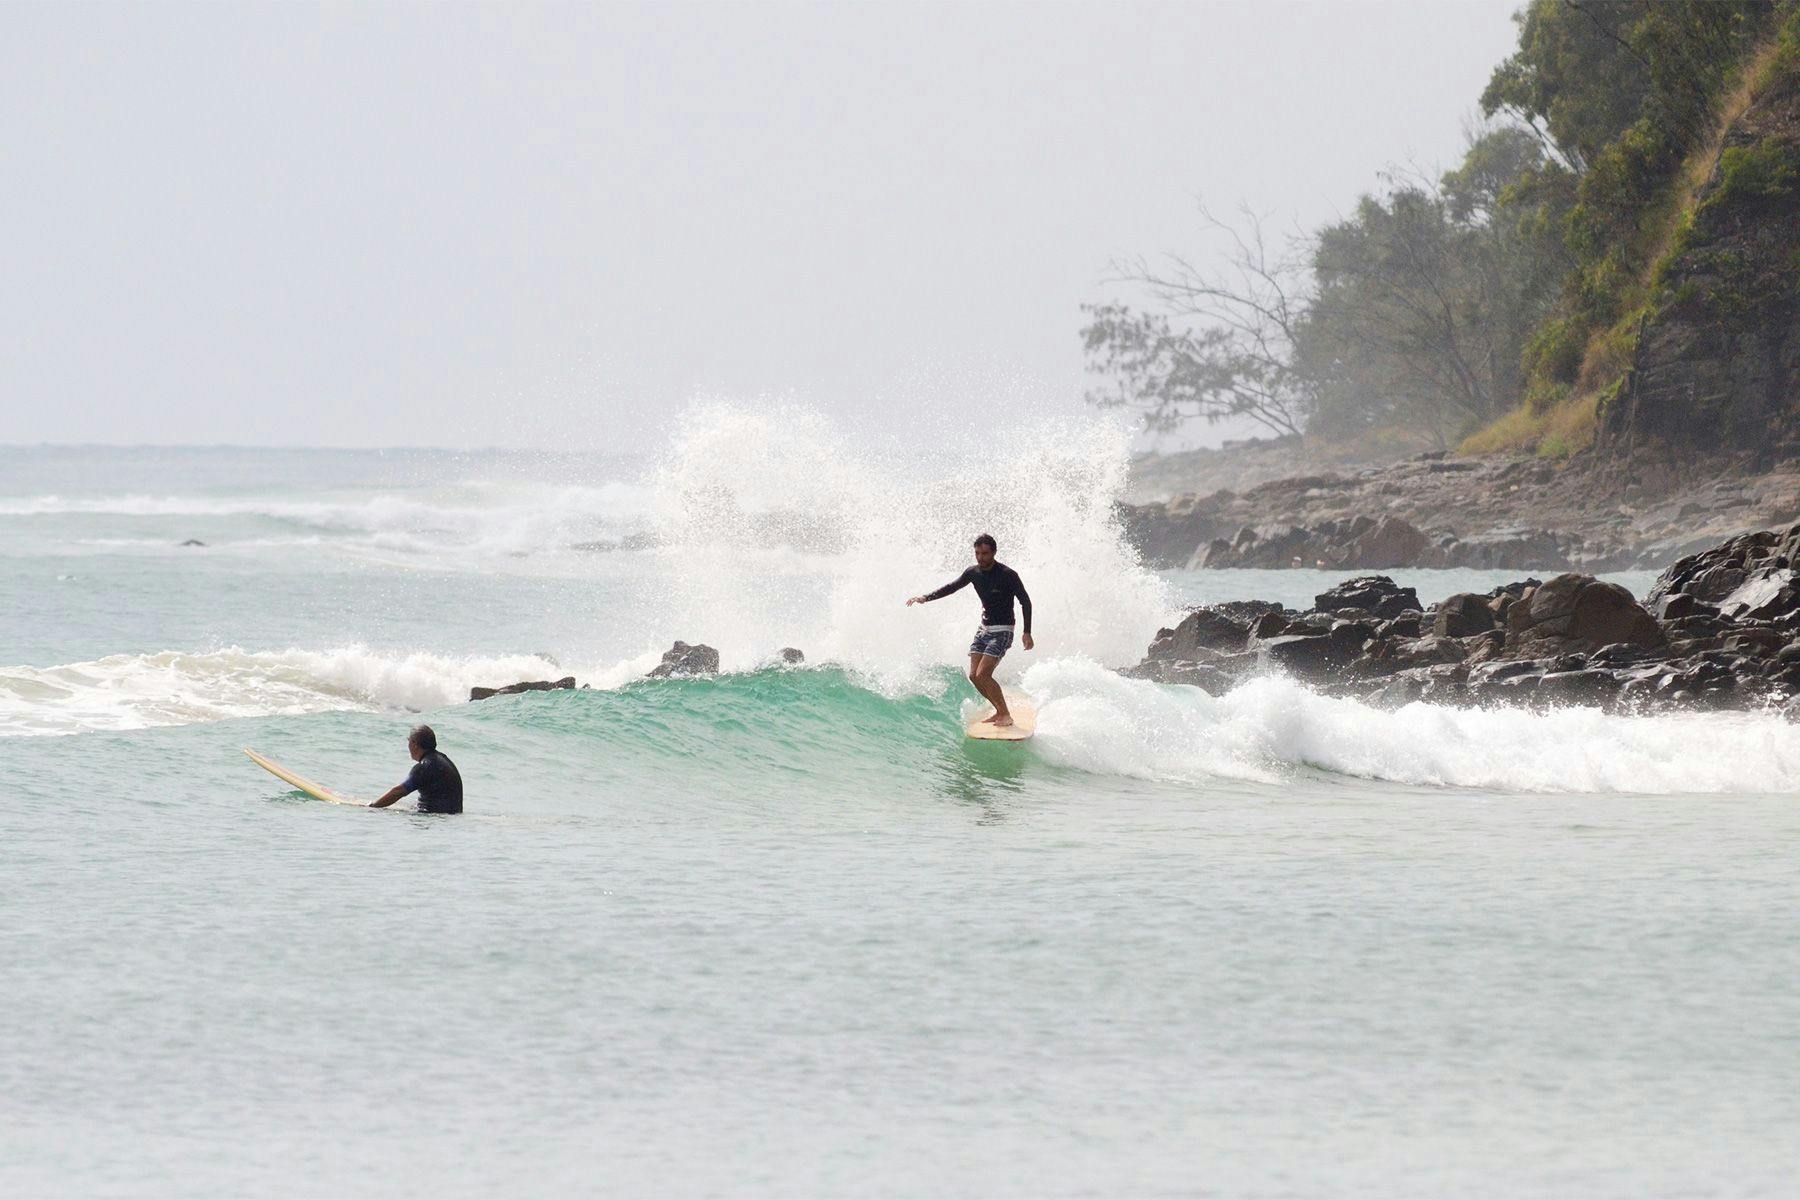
top-left (16, 406), bottom-right (1800, 793)
top-left (1023, 658), bottom-right (1800, 794)
top-left (12, 645), bottom-right (1800, 797)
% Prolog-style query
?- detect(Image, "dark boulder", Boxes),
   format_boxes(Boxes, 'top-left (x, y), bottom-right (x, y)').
top-left (1213, 599), bottom-right (1286, 623)
top-left (1433, 593), bottom-right (1496, 639)
top-left (1716, 569), bottom-right (1800, 622)
top-left (1650, 592), bottom-right (1717, 621)
top-left (1648, 530), bottom-right (1783, 606)
top-left (647, 641), bottom-right (721, 678)
top-left (1339, 516), bottom-right (1433, 569)
top-left (1378, 635), bottom-right (1471, 672)
top-left (1439, 528), bottom-right (1572, 570)
top-left (1125, 658), bottom-right (1241, 693)
top-left (1258, 632), bottom-right (1361, 680)
top-left (1505, 573), bottom-right (1664, 654)
top-left (1201, 523), bottom-right (1315, 568)
top-left (1314, 575), bottom-right (1421, 620)
top-left (1249, 610), bottom-right (1294, 641)
top-left (1534, 668), bottom-right (1624, 705)
top-left (1147, 606), bottom-right (1260, 661)
top-left (1378, 612), bottom-right (1424, 640)
top-left (470, 676), bottom-right (576, 702)
top-left (1469, 659), bottom-right (1544, 686)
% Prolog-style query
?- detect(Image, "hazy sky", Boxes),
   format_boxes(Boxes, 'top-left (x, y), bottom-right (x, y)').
top-left (2, 0), bottom-right (1519, 451)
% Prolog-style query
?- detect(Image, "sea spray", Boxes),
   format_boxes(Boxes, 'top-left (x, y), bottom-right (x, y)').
top-left (640, 403), bottom-right (1177, 689)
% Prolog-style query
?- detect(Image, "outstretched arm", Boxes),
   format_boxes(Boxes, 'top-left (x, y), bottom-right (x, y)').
top-left (905, 568), bottom-right (971, 606)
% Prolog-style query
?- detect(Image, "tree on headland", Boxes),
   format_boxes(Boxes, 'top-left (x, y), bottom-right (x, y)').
top-left (1087, 0), bottom-right (1789, 458)
top-left (1300, 129), bottom-right (1571, 446)
top-left (1086, 129), bottom-right (1566, 449)
top-left (1080, 205), bottom-right (1311, 439)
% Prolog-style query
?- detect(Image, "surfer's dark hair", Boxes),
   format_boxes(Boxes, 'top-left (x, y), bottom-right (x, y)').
top-left (973, 533), bottom-right (997, 551)
top-left (409, 724), bottom-right (437, 751)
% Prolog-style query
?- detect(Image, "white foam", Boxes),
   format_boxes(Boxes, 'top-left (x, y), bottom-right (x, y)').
top-left (0, 647), bottom-right (574, 737)
top-left (1023, 658), bottom-right (1800, 794)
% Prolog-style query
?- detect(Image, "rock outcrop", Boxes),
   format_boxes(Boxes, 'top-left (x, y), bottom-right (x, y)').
top-left (470, 676), bottom-right (577, 702)
top-left (1126, 524), bottom-right (1800, 713)
top-left (647, 641), bottom-right (721, 678)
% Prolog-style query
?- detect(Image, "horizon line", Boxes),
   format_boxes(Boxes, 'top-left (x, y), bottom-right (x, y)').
top-left (0, 441), bottom-right (644, 455)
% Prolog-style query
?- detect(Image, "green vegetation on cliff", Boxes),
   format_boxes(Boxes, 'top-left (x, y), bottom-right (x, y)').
top-left (1476, 0), bottom-right (1791, 454)
top-left (1089, 0), bottom-right (1800, 463)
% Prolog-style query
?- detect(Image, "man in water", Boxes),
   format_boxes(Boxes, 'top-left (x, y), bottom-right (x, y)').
top-left (370, 724), bottom-right (464, 813)
top-left (907, 533), bottom-right (1034, 726)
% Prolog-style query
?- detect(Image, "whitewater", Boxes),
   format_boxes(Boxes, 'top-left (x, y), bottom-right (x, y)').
top-left (5, 416), bottom-right (1799, 1197)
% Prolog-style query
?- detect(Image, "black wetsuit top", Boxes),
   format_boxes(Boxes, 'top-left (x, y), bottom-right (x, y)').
top-left (398, 750), bottom-right (464, 814)
top-left (923, 562), bottom-right (1033, 633)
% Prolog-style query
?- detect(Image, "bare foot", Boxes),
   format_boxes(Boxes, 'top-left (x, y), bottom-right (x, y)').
top-left (990, 713), bottom-right (1014, 727)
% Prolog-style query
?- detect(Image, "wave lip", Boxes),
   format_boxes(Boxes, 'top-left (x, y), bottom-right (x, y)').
top-left (1023, 658), bottom-right (1800, 794)
top-left (13, 641), bottom-right (1800, 796)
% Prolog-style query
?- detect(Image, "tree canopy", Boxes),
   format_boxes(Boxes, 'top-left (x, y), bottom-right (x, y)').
top-left (1085, 0), bottom-right (1790, 452)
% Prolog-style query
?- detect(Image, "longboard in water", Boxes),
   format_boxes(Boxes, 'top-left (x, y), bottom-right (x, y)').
top-left (243, 747), bottom-right (363, 805)
top-left (966, 691), bottom-right (1037, 741)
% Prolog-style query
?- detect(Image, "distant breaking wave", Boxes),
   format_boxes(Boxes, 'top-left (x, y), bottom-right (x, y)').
top-left (0, 646), bottom-right (634, 737)
top-left (0, 483), bottom-right (656, 559)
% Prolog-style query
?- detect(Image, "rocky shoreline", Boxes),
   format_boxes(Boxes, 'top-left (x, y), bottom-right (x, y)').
top-left (1130, 522), bottom-right (1800, 715)
top-left (1122, 450), bottom-right (1800, 572)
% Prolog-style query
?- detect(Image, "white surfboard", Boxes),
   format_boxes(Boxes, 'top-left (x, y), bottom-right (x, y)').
top-left (965, 690), bottom-right (1037, 741)
top-left (244, 747), bottom-right (364, 806)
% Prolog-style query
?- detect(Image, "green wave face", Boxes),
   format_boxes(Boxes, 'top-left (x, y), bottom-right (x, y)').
top-left (457, 666), bottom-right (1037, 805)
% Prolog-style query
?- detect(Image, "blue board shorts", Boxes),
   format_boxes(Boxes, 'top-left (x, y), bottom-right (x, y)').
top-left (970, 626), bottom-right (1014, 659)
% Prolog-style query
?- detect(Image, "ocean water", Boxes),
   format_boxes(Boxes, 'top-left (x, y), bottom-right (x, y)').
top-left (5, 417), bottom-right (1799, 1198)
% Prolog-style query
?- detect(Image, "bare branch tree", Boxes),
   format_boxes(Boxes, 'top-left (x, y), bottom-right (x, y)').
top-left (1081, 203), bottom-right (1314, 438)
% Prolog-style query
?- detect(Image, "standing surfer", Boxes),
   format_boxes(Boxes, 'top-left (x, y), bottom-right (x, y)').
top-left (906, 533), bottom-right (1034, 726)
top-left (371, 724), bottom-right (464, 813)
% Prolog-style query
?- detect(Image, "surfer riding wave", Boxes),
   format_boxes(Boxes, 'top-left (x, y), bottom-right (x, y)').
top-left (906, 533), bottom-right (1033, 726)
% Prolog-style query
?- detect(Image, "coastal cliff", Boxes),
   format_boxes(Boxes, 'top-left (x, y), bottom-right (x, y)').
top-left (1601, 36), bottom-right (1800, 467)
top-left (1121, 452), bottom-right (1800, 572)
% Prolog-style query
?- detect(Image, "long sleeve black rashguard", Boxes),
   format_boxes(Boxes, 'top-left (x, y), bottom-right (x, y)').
top-left (921, 562), bottom-right (1032, 634)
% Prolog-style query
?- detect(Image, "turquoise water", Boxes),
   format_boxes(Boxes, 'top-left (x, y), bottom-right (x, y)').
top-left (6, 433), bottom-right (1800, 1197)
